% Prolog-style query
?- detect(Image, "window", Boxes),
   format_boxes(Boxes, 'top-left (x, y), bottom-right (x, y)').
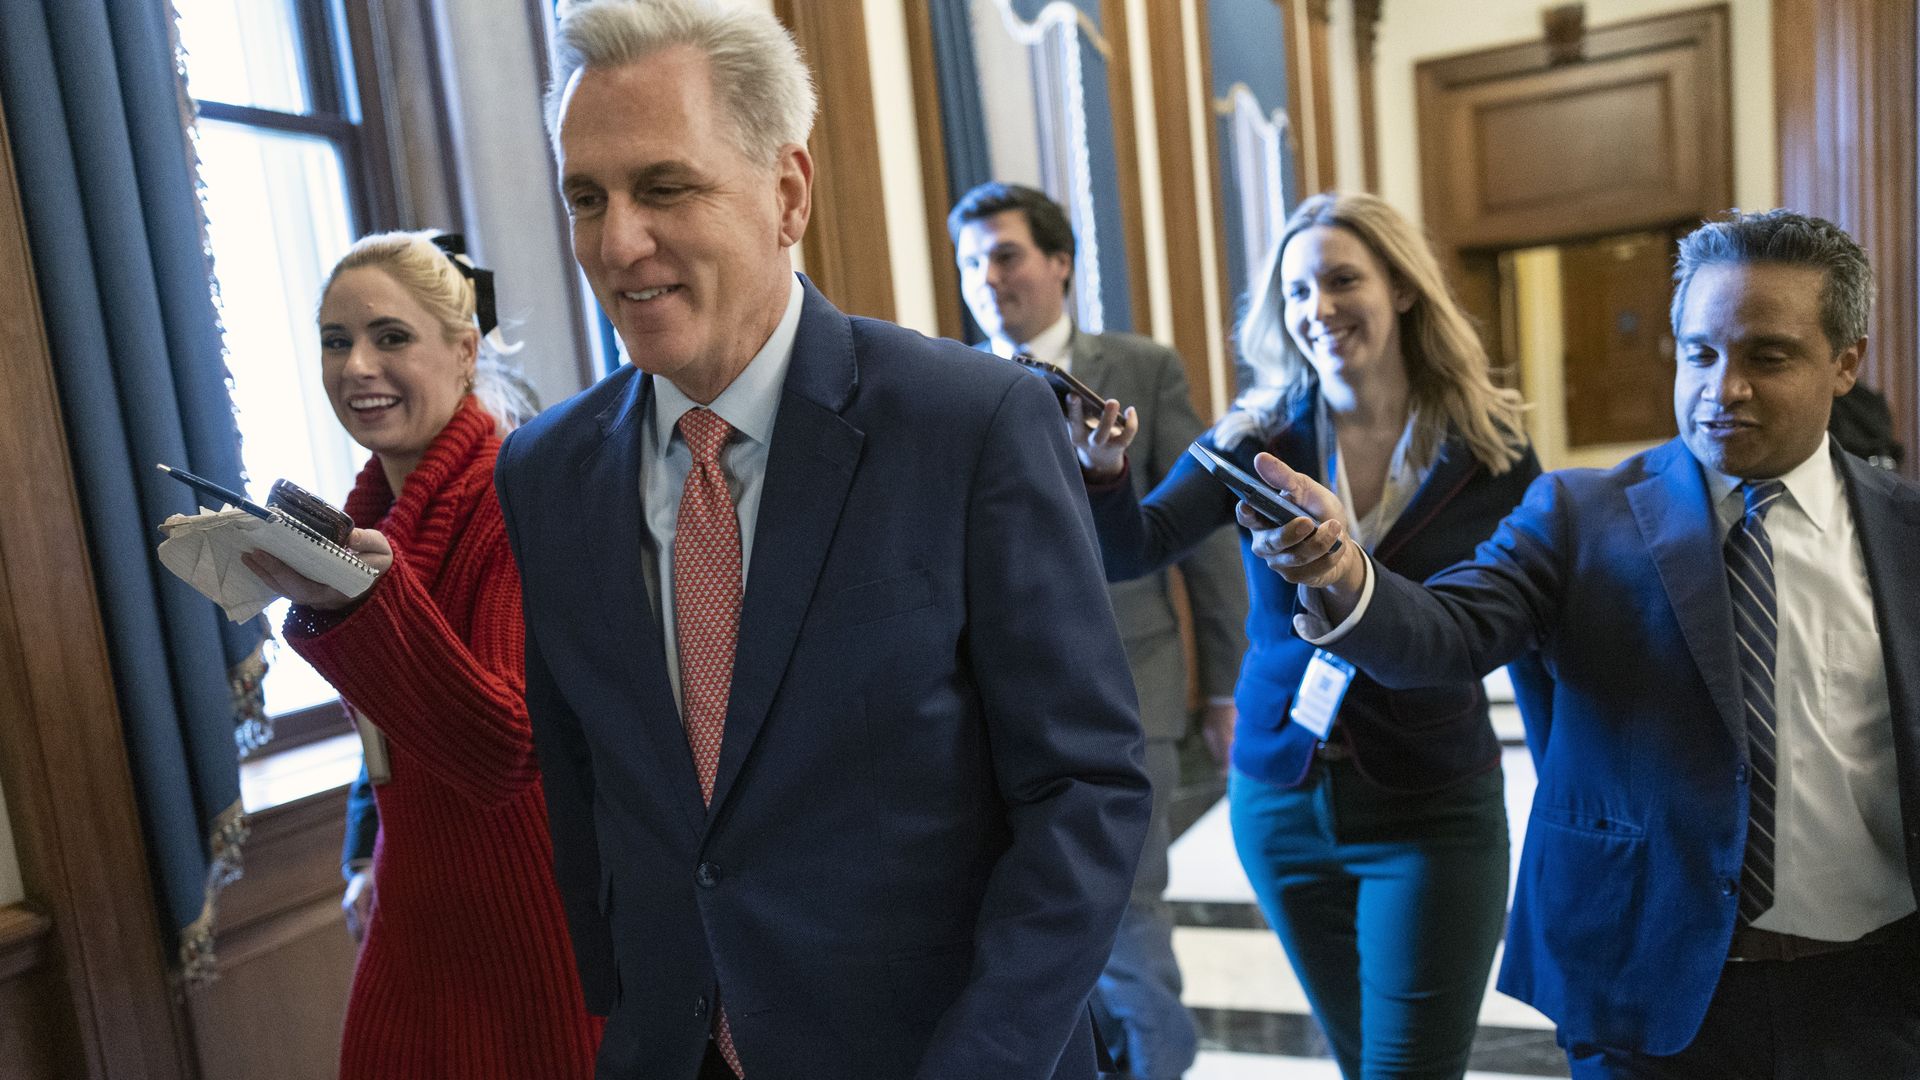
top-left (1205, 0), bottom-right (1299, 318)
top-left (1220, 83), bottom-right (1293, 293)
top-left (971, 1), bottom-right (1109, 332)
top-left (174, 0), bottom-right (396, 727)
top-left (925, 0), bottom-right (1143, 339)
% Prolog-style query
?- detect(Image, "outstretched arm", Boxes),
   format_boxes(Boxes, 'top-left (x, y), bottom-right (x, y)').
top-left (1253, 453), bottom-right (1566, 689)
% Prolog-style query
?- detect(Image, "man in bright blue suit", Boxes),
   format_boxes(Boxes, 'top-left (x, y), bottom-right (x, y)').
top-left (494, 3), bottom-right (1150, 1078)
top-left (1246, 209), bottom-right (1919, 1077)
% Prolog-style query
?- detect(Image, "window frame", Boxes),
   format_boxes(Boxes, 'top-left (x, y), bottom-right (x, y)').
top-left (185, 0), bottom-right (417, 759)
top-left (187, 0), bottom-right (401, 236)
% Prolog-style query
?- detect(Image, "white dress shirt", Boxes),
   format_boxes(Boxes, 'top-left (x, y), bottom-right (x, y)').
top-left (640, 275), bottom-right (805, 716)
top-left (1319, 396), bottom-right (1429, 550)
top-left (989, 310), bottom-right (1073, 367)
top-left (1704, 436), bottom-right (1911, 939)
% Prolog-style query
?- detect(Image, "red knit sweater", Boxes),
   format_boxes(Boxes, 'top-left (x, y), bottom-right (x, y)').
top-left (290, 400), bottom-right (601, 1079)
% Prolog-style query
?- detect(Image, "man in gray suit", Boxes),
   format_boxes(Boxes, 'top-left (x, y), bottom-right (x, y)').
top-left (950, 182), bottom-right (1249, 1080)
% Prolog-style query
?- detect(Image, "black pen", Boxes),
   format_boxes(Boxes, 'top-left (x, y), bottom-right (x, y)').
top-left (156, 463), bottom-right (273, 522)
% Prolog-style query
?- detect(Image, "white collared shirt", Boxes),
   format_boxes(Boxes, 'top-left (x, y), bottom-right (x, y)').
top-left (1704, 436), bottom-right (1911, 939)
top-left (640, 275), bottom-right (805, 716)
top-left (1319, 395), bottom-right (1430, 551)
top-left (989, 310), bottom-right (1074, 367)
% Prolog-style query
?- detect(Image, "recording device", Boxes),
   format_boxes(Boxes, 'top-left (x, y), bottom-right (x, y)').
top-left (1186, 443), bottom-right (1339, 553)
top-left (267, 478), bottom-right (355, 547)
top-left (1013, 354), bottom-right (1107, 432)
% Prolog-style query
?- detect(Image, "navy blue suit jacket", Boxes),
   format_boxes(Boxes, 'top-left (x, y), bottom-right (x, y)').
top-left (1326, 437), bottom-right (1920, 1053)
top-left (1090, 391), bottom-right (1544, 791)
top-left (494, 281), bottom-right (1151, 1080)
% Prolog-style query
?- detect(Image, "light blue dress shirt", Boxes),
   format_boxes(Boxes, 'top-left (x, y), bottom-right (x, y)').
top-left (640, 275), bottom-right (805, 716)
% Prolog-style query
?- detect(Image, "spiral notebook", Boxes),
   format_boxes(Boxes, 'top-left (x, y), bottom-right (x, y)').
top-left (157, 500), bottom-right (378, 623)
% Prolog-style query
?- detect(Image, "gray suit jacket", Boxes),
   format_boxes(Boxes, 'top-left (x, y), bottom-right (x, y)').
top-left (1068, 330), bottom-right (1248, 741)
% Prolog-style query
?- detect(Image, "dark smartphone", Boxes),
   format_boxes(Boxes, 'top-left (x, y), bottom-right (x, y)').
top-left (267, 479), bottom-right (355, 547)
top-left (1012, 354), bottom-right (1106, 431)
top-left (1186, 443), bottom-right (1339, 552)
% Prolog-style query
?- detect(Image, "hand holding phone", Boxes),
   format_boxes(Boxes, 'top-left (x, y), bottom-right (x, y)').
top-left (1217, 449), bottom-right (1365, 600)
top-left (1013, 355), bottom-right (1108, 432)
top-left (1186, 444), bottom-right (1332, 540)
top-left (1012, 354), bottom-right (1136, 480)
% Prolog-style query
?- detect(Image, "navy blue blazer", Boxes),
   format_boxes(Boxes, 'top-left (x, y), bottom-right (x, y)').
top-left (1327, 437), bottom-right (1920, 1053)
top-left (1090, 390), bottom-right (1542, 791)
top-left (494, 280), bottom-right (1151, 1080)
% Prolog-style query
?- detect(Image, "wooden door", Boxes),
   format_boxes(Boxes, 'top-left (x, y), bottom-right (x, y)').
top-left (1417, 5), bottom-right (1731, 378)
top-left (1558, 229), bottom-right (1682, 447)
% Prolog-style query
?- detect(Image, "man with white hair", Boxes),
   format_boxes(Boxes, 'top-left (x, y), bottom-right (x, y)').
top-left (494, 3), bottom-right (1152, 1078)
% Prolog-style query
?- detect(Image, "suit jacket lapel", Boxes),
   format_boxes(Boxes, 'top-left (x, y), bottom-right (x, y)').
top-left (706, 281), bottom-right (865, 821)
top-left (1372, 438), bottom-right (1480, 566)
top-left (1067, 326), bottom-right (1109, 389)
top-left (580, 370), bottom-right (708, 840)
top-left (1627, 439), bottom-right (1746, 748)
top-left (1251, 390), bottom-right (1319, 471)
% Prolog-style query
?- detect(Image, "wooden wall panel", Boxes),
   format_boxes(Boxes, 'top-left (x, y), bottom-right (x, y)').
top-left (0, 79), bottom-right (192, 1080)
top-left (1353, 0), bottom-right (1381, 192)
top-left (1416, 6), bottom-right (1731, 251)
top-left (1775, 0), bottom-right (1919, 478)
top-left (1559, 229), bottom-right (1685, 447)
top-left (773, 0), bottom-right (896, 322)
top-left (186, 790), bottom-right (356, 1080)
top-left (1280, 0), bottom-right (1338, 196)
top-left (1143, 0), bottom-right (1220, 416)
top-left (904, 0), bottom-right (966, 342)
top-left (0, 905), bottom-right (69, 1079)
top-left (1196, 1), bottom-right (1236, 375)
top-left (1100, 0), bottom-right (1154, 338)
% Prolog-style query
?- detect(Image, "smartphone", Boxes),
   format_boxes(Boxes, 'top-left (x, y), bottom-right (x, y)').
top-left (1012, 354), bottom-right (1106, 431)
top-left (1186, 443), bottom-right (1339, 552)
top-left (267, 478), bottom-right (355, 547)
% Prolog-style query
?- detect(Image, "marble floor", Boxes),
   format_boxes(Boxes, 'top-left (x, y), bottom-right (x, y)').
top-left (1161, 674), bottom-right (1569, 1078)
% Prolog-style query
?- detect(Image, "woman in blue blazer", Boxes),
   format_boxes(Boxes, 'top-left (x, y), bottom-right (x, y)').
top-left (1081, 192), bottom-right (1541, 1079)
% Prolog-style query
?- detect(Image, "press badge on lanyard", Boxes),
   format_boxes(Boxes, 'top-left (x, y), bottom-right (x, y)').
top-left (1290, 649), bottom-right (1355, 739)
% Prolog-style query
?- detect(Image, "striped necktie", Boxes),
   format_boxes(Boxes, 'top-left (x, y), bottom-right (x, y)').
top-left (1726, 479), bottom-right (1785, 924)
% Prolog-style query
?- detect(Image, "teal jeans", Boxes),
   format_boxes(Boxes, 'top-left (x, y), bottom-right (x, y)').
top-left (1229, 759), bottom-right (1509, 1080)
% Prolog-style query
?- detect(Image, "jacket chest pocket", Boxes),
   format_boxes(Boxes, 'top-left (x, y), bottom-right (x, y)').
top-left (815, 568), bottom-right (934, 629)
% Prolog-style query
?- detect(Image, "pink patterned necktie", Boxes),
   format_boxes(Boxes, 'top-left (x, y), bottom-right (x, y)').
top-left (671, 406), bottom-right (745, 1077)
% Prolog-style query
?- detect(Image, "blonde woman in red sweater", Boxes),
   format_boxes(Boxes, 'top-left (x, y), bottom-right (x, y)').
top-left (244, 231), bottom-right (601, 1079)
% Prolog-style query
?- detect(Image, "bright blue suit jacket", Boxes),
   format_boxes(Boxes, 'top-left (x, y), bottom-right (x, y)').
top-left (495, 281), bottom-right (1151, 1080)
top-left (1327, 437), bottom-right (1920, 1053)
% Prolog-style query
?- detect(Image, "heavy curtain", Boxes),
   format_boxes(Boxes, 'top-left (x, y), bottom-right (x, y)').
top-left (0, 0), bottom-right (263, 981)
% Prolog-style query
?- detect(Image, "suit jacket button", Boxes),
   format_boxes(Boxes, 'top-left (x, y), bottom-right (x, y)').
top-left (1736, 764), bottom-right (1748, 783)
top-left (1721, 878), bottom-right (1737, 897)
top-left (694, 996), bottom-right (709, 1019)
top-left (697, 862), bottom-right (720, 888)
